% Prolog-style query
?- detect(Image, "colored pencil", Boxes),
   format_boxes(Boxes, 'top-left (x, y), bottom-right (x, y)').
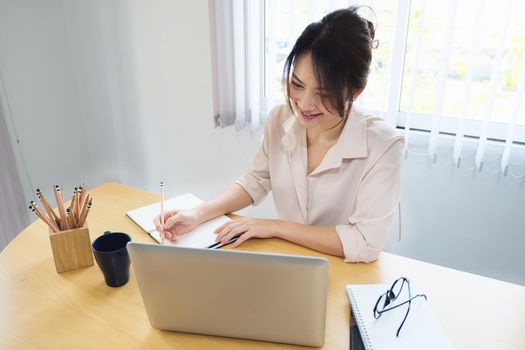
top-left (75, 187), bottom-right (80, 221)
top-left (79, 184), bottom-right (89, 213)
top-left (53, 185), bottom-right (67, 230)
top-left (29, 204), bottom-right (59, 233)
top-left (70, 188), bottom-right (77, 221)
top-left (31, 184), bottom-right (94, 232)
top-left (78, 198), bottom-right (92, 227)
top-left (31, 201), bottom-right (59, 232)
top-left (79, 194), bottom-right (90, 221)
top-left (36, 188), bottom-right (60, 226)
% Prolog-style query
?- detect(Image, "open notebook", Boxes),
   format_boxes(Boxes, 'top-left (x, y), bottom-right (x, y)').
top-left (126, 193), bottom-right (231, 248)
top-left (346, 284), bottom-right (454, 350)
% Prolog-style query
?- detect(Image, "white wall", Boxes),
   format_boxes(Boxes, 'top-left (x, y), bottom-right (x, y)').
top-left (388, 140), bottom-right (525, 285)
top-left (0, 0), bottom-right (273, 218)
top-left (0, 0), bottom-right (120, 208)
top-left (1, 0), bottom-right (523, 284)
top-left (93, 0), bottom-right (274, 217)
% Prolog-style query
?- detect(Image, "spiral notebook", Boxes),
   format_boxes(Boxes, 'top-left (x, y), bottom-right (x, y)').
top-left (346, 284), bottom-right (454, 350)
top-left (126, 193), bottom-right (231, 248)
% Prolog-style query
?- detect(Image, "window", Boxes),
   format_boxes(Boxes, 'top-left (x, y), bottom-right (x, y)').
top-left (262, 0), bottom-right (525, 174)
top-left (399, 0), bottom-right (525, 141)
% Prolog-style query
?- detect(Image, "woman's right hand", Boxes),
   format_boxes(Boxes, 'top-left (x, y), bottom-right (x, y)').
top-left (153, 208), bottom-right (201, 242)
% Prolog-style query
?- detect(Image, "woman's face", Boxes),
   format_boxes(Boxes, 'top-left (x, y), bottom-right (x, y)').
top-left (288, 53), bottom-right (343, 130)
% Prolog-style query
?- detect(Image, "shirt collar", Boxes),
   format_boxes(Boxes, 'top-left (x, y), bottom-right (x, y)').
top-left (337, 107), bottom-right (368, 160)
top-left (281, 107), bottom-right (368, 160)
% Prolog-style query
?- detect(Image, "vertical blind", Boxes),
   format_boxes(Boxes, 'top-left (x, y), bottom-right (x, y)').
top-left (259, 0), bottom-right (525, 177)
top-left (210, 0), bottom-right (525, 177)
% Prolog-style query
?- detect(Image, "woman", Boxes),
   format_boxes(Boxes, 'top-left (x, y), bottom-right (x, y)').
top-left (154, 7), bottom-right (404, 263)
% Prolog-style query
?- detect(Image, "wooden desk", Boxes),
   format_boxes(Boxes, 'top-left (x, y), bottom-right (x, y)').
top-left (1, 183), bottom-right (524, 349)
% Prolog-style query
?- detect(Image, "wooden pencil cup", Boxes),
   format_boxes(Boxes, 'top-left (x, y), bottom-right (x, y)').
top-left (49, 226), bottom-right (94, 273)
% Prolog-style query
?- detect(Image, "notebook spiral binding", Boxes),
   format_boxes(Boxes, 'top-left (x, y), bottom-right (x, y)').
top-left (348, 287), bottom-right (373, 350)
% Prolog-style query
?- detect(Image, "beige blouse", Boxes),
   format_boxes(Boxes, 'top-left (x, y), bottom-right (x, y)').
top-left (236, 104), bottom-right (405, 262)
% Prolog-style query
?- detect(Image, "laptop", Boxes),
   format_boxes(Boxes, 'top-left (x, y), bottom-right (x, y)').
top-left (127, 242), bottom-right (329, 347)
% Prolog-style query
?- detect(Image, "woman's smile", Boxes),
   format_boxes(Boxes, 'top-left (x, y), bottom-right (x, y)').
top-left (300, 110), bottom-right (323, 121)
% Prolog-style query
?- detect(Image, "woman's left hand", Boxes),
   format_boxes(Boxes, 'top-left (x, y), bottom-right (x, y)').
top-left (214, 218), bottom-right (280, 248)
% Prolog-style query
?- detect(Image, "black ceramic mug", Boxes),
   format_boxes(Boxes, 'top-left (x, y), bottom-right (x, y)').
top-left (92, 231), bottom-right (131, 287)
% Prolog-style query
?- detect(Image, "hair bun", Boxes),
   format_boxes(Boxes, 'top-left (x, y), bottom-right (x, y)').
top-left (366, 20), bottom-right (375, 40)
top-left (355, 5), bottom-right (377, 43)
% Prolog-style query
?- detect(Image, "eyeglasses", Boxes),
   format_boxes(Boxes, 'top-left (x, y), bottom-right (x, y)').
top-left (373, 277), bottom-right (427, 337)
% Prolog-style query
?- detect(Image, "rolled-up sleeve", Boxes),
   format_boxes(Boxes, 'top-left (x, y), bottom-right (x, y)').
top-left (336, 138), bottom-right (404, 263)
top-left (235, 112), bottom-right (273, 206)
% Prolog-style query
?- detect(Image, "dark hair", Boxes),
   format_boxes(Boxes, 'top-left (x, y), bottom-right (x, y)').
top-left (283, 6), bottom-right (376, 120)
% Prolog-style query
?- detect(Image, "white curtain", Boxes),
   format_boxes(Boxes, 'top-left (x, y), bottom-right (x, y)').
top-left (0, 70), bottom-right (29, 251)
top-left (209, 0), bottom-right (265, 131)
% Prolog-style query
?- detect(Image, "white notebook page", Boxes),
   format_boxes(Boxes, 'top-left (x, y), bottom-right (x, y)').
top-left (126, 193), bottom-right (231, 248)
